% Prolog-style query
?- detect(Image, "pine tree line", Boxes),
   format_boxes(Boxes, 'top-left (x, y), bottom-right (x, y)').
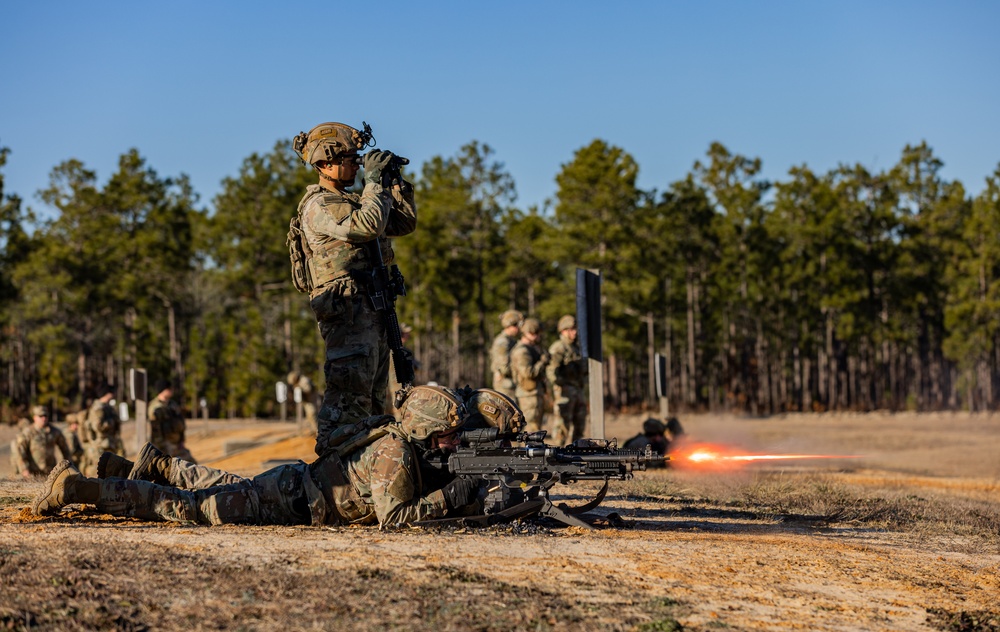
top-left (1, 138), bottom-right (997, 419)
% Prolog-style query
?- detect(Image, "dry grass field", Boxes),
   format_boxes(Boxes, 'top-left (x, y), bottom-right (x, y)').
top-left (1, 411), bottom-right (998, 631)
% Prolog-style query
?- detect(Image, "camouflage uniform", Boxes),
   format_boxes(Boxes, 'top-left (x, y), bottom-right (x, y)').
top-left (81, 422), bottom-right (447, 527)
top-left (149, 396), bottom-right (195, 463)
top-left (81, 398), bottom-right (125, 476)
top-left (510, 340), bottom-right (548, 433)
top-left (490, 332), bottom-right (519, 399)
top-left (64, 413), bottom-right (86, 469)
top-left (546, 331), bottom-right (588, 446)
top-left (11, 422), bottom-right (73, 477)
top-left (300, 181), bottom-right (416, 453)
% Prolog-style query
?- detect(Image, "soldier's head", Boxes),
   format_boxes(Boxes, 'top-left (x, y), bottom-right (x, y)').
top-left (400, 322), bottom-right (412, 344)
top-left (464, 388), bottom-right (525, 434)
top-left (500, 310), bottom-right (523, 335)
top-left (557, 314), bottom-right (577, 341)
top-left (31, 405), bottom-right (48, 427)
top-left (398, 385), bottom-right (468, 450)
top-left (98, 384), bottom-right (114, 402)
top-left (293, 121), bottom-right (374, 189)
top-left (154, 379), bottom-right (173, 400)
top-left (642, 418), bottom-right (666, 437)
top-left (520, 318), bottom-right (541, 344)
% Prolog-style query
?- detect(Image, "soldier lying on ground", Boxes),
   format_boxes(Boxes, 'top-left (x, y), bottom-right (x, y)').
top-left (622, 417), bottom-right (686, 467)
top-left (31, 386), bottom-right (522, 529)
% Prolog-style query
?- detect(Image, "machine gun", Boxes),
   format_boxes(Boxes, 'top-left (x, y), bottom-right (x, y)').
top-left (419, 428), bottom-right (666, 529)
top-left (365, 237), bottom-right (414, 407)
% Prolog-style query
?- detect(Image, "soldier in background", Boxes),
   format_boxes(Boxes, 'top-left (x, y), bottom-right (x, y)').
top-left (292, 121), bottom-right (416, 455)
top-left (490, 310), bottom-right (523, 399)
top-left (149, 380), bottom-right (195, 463)
top-left (623, 417), bottom-right (685, 467)
top-left (510, 318), bottom-right (549, 433)
top-left (64, 411), bottom-right (86, 470)
top-left (287, 371), bottom-right (318, 432)
top-left (546, 315), bottom-right (588, 446)
top-left (81, 386), bottom-right (125, 476)
top-left (11, 405), bottom-right (73, 478)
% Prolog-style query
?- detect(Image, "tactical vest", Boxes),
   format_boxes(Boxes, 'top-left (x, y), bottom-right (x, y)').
top-left (294, 185), bottom-right (396, 295)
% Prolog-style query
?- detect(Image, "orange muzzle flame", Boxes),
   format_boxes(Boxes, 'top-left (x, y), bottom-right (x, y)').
top-left (674, 442), bottom-right (860, 470)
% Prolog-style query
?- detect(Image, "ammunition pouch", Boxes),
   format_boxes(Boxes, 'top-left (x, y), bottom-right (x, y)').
top-left (309, 277), bottom-right (359, 325)
top-left (308, 452), bottom-right (368, 524)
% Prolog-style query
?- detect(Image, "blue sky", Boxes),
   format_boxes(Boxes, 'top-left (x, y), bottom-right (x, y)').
top-left (2, 1), bottom-right (999, 219)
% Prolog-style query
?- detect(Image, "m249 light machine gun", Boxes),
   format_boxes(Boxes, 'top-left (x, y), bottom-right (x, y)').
top-left (421, 428), bottom-right (666, 529)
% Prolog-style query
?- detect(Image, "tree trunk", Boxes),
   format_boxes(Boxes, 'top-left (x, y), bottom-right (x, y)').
top-left (450, 309), bottom-right (460, 388)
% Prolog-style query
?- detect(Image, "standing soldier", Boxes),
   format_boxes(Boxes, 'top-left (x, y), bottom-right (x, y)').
top-left (291, 121), bottom-right (416, 455)
top-left (149, 380), bottom-right (195, 463)
top-left (287, 371), bottom-right (318, 432)
top-left (509, 318), bottom-right (550, 433)
top-left (81, 386), bottom-right (125, 476)
top-left (64, 411), bottom-right (86, 470)
top-left (490, 310), bottom-right (523, 399)
top-left (10, 405), bottom-right (73, 478)
top-left (546, 315), bottom-right (588, 445)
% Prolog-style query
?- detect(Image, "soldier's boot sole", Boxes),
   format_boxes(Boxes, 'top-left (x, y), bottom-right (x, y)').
top-left (127, 443), bottom-right (171, 486)
top-left (97, 452), bottom-right (133, 479)
top-left (31, 460), bottom-right (80, 516)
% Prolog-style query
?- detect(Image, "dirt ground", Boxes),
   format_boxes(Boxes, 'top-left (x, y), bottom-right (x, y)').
top-left (1, 411), bottom-right (998, 631)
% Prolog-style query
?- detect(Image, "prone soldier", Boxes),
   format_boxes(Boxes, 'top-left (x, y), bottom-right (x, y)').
top-left (509, 318), bottom-right (549, 433)
top-left (546, 314), bottom-right (588, 446)
top-left (33, 385), bottom-right (484, 528)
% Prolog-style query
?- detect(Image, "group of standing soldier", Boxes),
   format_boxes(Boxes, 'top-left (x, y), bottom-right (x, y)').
top-left (491, 310), bottom-right (588, 446)
top-left (11, 380), bottom-right (191, 479)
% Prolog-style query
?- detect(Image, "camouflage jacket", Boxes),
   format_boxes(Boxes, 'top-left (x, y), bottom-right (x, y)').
top-left (12, 424), bottom-right (72, 475)
top-left (546, 335), bottom-right (587, 390)
top-left (83, 400), bottom-right (121, 449)
top-left (307, 429), bottom-right (447, 528)
top-left (149, 397), bottom-right (186, 446)
top-left (489, 332), bottom-right (518, 386)
top-left (510, 341), bottom-right (547, 397)
top-left (299, 181), bottom-right (416, 297)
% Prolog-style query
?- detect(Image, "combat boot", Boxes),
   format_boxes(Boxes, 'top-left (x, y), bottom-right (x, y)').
top-left (127, 442), bottom-right (173, 486)
top-left (32, 460), bottom-right (99, 516)
top-left (97, 452), bottom-right (134, 479)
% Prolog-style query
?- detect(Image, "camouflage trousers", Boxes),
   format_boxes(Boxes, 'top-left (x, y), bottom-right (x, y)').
top-left (315, 293), bottom-right (390, 455)
top-left (96, 461), bottom-right (311, 525)
top-left (550, 385), bottom-right (587, 446)
top-left (491, 375), bottom-right (516, 401)
top-left (516, 391), bottom-right (545, 433)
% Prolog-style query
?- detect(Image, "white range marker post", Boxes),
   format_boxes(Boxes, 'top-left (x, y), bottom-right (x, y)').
top-left (276, 381), bottom-right (288, 422)
top-left (576, 268), bottom-right (604, 440)
top-left (129, 368), bottom-right (148, 452)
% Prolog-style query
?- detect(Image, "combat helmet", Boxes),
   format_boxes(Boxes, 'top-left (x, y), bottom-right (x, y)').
top-left (293, 121), bottom-right (375, 166)
top-left (398, 385), bottom-right (468, 441)
top-left (465, 388), bottom-right (525, 433)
